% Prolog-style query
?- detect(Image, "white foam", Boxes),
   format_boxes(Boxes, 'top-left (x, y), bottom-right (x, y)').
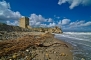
top-left (69, 41), bottom-right (91, 48)
top-left (63, 32), bottom-right (91, 35)
top-left (55, 32), bottom-right (91, 42)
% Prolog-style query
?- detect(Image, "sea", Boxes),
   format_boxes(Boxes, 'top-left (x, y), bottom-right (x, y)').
top-left (55, 32), bottom-right (91, 60)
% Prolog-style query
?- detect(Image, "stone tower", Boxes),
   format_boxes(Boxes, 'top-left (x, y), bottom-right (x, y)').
top-left (19, 17), bottom-right (29, 28)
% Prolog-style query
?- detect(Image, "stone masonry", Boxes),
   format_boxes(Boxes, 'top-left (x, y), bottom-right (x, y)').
top-left (19, 17), bottom-right (29, 28)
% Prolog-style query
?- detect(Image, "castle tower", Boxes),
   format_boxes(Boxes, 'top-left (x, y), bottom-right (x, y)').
top-left (19, 17), bottom-right (29, 28)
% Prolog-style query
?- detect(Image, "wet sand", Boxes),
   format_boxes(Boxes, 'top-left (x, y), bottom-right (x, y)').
top-left (0, 32), bottom-right (73, 60)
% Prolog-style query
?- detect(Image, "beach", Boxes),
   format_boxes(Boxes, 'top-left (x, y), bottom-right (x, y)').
top-left (0, 32), bottom-right (73, 60)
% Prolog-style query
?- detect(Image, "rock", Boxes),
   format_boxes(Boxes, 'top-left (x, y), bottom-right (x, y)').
top-left (12, 53), bottom-right (19, 59)
top-left (26, 49), bottom-right (29, 52)
top-left (54, 51), bottom-right (56, 54)
top-left (0, 57), bottom-right (5, 60)
top-left (81, 58), bottom-right (85, 60)
top-left (43, 43), bottom-right (50, 46)
top-left (19, 51), bottom-right (26, 58)
top-left (45, 53), bottom-right (49, 58)
top-left (60, 53), bottom-right (66, 56)
top-left (47, 26), bottom-right (63, 34)
top-left (12, 54), bottom-right (17, 59)
top-left (9, 59), bottom-right (12, 60)
top-left (45, 53), bottom-right (49, 56)
top-left (40, 32), bottom-right (54, 38)
top-left (45, 53), bottom-right (49, 60)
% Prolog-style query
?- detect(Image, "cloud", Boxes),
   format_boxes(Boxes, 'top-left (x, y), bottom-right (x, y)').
top-left (58, 20), bottom-right (62, 25)
top-left (40, 24), bottom-right (47, 27)
top-left (69, 20), bottom-right (91, 28)
top-left (6, 20), bottom-right (19, 26)
top-left (54, 15), bottom-right (60, 19)
top-left (48, 22), bottom-right (56, 27)
top-left (61, 20), bottom-right (91, 31)
top-left (47, 18), bottom-right (53, 22)
top-left (57, 18), bottom-right (70, 25)
top-left (80, 21), bottom-right (91, 27)
top-left (56, 19), bottom-right (71, 27)
top-left (29, 13), bottom-right (47, 22)
top-left (55, 19), bottom-right (91, 31)
top-left (69, 20), bottom-right (85, 27)
top-left (62, 19), bottom-right (70, 25)
top-left (58, 0), bottom-right (91, 9)
top-left (29, 13), bottom-right (53, 27)
top-left (0, 0), bottom-right (21, 20)
top-left (29, 14), bottom-right (57, 27)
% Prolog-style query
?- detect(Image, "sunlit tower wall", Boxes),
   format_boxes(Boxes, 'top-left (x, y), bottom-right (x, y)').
top-left (19, 17), bottom-right (29, 28)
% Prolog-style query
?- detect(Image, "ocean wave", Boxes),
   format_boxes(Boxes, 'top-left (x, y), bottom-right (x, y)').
top-left (63, 32), bottom-right (91, 35)
top-left (55, 34), bottom-right (91, 42)
top-left (69, 41), bottom-right (91, 48)
top-left (55, 32), bottom-right (91, 42)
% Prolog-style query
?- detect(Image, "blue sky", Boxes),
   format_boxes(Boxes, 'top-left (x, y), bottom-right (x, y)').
top-left (0, 0), bottom-right (91, 32)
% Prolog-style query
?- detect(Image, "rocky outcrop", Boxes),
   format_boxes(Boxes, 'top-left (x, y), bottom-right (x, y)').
top-left (31, 26), bottom-right (63, 34)
top-left (48, 26), bottom-right (63, 34)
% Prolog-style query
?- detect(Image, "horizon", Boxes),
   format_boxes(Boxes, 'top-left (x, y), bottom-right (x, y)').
top-left (0, 0), bottom-right (91, 32)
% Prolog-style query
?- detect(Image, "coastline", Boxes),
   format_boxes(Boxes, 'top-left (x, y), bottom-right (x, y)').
top-left (54, 35), bottom-right (73, 60)
top-left (54, 36), bottom-right (73, 50)
top-left (0, 32), bottom-right (73, 60)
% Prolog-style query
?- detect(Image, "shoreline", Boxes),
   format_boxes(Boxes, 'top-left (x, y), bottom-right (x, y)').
top-left (0, 32), bottom-right (73, 60)
top-left (54, 36), bottom-right (73, 49)
top-left (54, 36), bottom-right (73, 59)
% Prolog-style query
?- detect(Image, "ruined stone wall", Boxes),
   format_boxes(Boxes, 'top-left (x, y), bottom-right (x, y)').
top-left (0, 23), bottom-right (31, 32)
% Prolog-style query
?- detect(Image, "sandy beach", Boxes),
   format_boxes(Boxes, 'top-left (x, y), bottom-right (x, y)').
top-left (0, 32), bottom-right (73, 60)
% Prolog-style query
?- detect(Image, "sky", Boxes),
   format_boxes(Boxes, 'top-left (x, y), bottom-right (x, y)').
top-left (0, 0), bottom-right (91, 32)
